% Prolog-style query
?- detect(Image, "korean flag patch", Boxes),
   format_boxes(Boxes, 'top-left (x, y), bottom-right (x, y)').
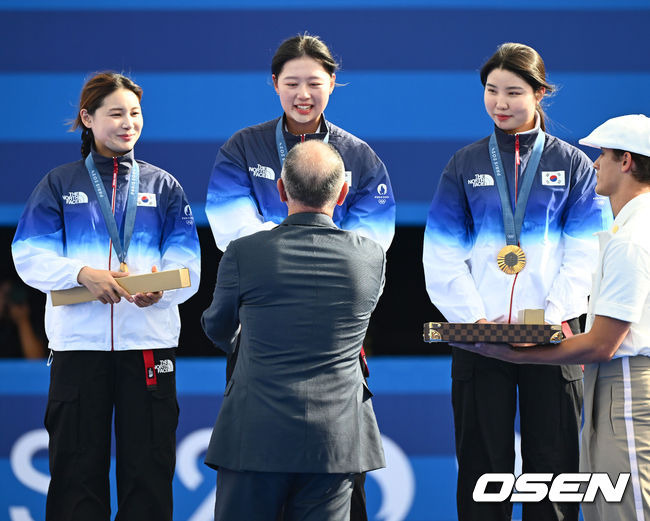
top-left (137, 193), bottom-right (157, 207)
top-left (542, 170), bottom-right (565, 186)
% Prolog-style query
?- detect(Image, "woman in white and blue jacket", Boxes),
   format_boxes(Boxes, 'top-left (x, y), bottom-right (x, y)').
top-left (12, 72), bottom-right (200, 521)
top-left (205, 34), bottom-right (395, 253)
top-left (423, 43), bottom-right (611, 521)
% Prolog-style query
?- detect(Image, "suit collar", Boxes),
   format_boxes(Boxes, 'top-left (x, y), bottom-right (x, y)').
top-left (281, 212), bottom-right (337, 228)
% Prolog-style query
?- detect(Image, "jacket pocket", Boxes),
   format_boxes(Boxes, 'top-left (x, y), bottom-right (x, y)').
top-left (150, 387), bottom-right (179, 448)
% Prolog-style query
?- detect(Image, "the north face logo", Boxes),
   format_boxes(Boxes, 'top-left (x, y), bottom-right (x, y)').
top-left (249, 164), bottom-right (275, 180)
top-left (62, 191), bottom-right (89, 204)
top-left (467, 174), bottom-right (495, 188)
top-left (156, 359), bottom-right (174, 374)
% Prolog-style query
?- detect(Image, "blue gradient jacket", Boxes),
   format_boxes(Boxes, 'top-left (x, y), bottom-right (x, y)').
top-left (12, 149), bottom-right (201, 351)
top-left (206, 116), bottom-right (395, 251)
top-left (423, 126), bottom-right (612, 325)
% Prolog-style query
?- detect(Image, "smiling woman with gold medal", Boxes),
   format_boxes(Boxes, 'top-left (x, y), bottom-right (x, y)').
top-left (423, 43), bottom-right (612, 521)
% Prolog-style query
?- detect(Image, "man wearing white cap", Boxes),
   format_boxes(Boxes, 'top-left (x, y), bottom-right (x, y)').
top-left (452, 114), bottom-right (650, 520)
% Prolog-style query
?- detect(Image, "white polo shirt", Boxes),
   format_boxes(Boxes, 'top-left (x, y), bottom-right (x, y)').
top-left (586, 191), bottom-right (650, 358)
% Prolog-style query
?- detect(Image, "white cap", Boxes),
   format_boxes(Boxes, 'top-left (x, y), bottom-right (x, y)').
top-left (579, 114), bottom-right (650, 158)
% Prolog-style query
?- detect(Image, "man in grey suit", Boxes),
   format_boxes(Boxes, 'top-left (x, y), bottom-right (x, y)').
top-left (201, 139), bottom-right (386, 521)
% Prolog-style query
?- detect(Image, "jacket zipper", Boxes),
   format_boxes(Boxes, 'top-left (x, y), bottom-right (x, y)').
top-left (109, 157), bottom-right (118, 350)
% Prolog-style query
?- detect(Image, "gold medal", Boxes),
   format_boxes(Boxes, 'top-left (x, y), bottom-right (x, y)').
top-left (120, 262), bottom-right (129, 273)
top-left (497, 245), bottom-right (526, 275)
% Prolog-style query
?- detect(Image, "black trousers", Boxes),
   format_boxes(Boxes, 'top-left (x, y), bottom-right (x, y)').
top-left (45, 349), bottom-right (178, 521)
top-left (452, 321), bottom-right (583, 521)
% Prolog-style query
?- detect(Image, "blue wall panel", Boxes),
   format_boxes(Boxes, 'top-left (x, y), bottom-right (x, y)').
top-left (3, 9), bottom-right (650, 72)
top-left (1, 2), bottom-right (649, 225)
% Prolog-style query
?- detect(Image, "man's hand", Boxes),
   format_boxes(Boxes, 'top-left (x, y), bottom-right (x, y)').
top-left (133, 266), bottom-right (163, 308)
top-left (77, 266), bottom-right (133, 304)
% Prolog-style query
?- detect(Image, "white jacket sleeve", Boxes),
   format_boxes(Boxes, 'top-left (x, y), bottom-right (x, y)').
top-left (205, 145), bottom-right (276, 251)
top-left (12, 177), bottom-right (87, 293)
top-left (423, 155), bottom-right (487, 323)
top-left (155, 179), bottom-right (201, 309)
top-left (338, 153), bottom-right (396, 252)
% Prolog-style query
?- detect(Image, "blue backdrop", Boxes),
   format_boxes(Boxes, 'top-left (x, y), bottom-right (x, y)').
top-left (1, 357), bottom-right (462, 521)
top-left (1, 0), bottom-right (649, 225)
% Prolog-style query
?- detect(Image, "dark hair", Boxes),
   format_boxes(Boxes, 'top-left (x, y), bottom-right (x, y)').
top-left (70, 72), bottom-right (143, 158)
top-left (612, 149), bottom-right (650, 185)
top-left (282, 141), bottom-right (344, 208)
top-left (271, 34), bottom-right (339, 78)
top-left (480, 43), bottom-right (554, 131)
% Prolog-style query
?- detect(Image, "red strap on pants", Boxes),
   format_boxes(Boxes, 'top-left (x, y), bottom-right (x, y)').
top-left (143, 349), bottom-right (158, 390)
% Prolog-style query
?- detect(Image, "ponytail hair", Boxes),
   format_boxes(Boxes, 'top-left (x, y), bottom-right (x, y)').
top-left (69, 72), bottom-right (142, 158)
top-left (480, 43), bottom-right (554, 131)
top-left (79, 128), bottom-right (93, 160)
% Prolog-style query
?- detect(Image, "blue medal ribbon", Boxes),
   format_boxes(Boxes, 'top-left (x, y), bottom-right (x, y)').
top-left (275, 116), bottom-right (329, 166)
top-left (488, 130), bottom-right (545, 246)
top-left (85, 153), bottom-right (140, 267)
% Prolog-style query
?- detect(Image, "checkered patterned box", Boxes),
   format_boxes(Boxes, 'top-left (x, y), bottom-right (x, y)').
top-left (423, 322), bottom-right (563, 345)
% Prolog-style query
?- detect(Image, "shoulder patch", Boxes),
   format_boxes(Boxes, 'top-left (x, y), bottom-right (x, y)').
top-left (374, 183), bottom-right (390, 205)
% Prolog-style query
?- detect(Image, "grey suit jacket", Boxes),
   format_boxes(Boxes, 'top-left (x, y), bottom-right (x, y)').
top-left (201, 212), bottom-right (386, 474)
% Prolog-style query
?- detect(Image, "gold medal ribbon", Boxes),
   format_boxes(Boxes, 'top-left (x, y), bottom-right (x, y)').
top-left (488, 131), bottom-right (545, 276)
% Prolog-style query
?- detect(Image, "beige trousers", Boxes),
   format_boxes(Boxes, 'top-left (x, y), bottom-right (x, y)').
top-left (581, 356), bottom-right (650, 521)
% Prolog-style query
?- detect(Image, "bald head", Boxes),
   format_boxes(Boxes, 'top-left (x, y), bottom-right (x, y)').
top-left (280, 140), bottom-right (346, 211)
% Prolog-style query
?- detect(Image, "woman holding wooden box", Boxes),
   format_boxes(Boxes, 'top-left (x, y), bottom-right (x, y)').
top-left (12, 72), bottom-right (200, 521)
